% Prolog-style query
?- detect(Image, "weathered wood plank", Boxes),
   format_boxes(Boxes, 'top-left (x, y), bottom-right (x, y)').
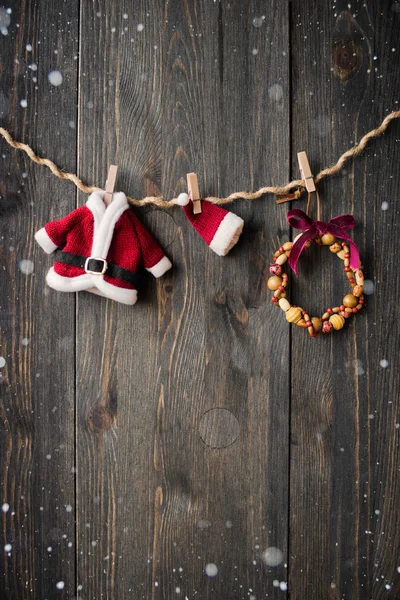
top-left (289, 1), bottom-right (400, 598)
top-left (0, 0), bottom-right (79, 598)
top-left (77, 1), bottom-right (290, 598)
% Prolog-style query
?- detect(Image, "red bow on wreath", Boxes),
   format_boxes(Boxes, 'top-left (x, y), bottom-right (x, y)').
top-left (287, 209), bottom-right (361, 275)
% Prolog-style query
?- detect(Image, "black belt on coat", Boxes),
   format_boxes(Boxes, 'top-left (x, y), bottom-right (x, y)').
top-left (54, 250), bottom-right (140, 287)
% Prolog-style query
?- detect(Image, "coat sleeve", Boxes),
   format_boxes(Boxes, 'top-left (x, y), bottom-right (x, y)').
top-left (35, 206), bottom-right (87, 254)
top-left (128, 211), bottom-right (172, 277)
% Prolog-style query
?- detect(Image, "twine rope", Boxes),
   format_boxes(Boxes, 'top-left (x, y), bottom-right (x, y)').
top-left (1, 110), bottom-right (399, 208)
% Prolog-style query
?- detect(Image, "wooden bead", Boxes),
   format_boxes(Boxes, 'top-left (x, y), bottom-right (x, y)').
top-left (307, 325), bottom-right (315, 335)
top-left (321, 233), bottom-right (336, 246)
top-left (356, 303), bottom-right (363, 310)
top-left (337, 250), bottom-right (345, 260)
top-left (355, 269), bottom-right (364, 285)
top-left (283, 241), bottom-right (293, 251)
top-left (345, 307), bottom-right (353, 314)
top-left (329, 242), bottom-right (342, 253)
top-left (296, 319), bottom-right (309, 328)
top-left (276, 253), bottom-right (288, 265)
top-left (343, 294), bottom-right (358, 308)
top-left (273, 289), bottom-right (281, 298)
top-left (322, 312), bottom-right (330, 320)
top-left (311, 317), bottom-right (322, 333)
top-left (286, 307), bottom-right (303, 324)
top-left (332, 307), bottom-right (340, 313)
top-left (269, 264), bottom-right (283, 276)
top-left (353, 285), bottom-right (363, 297)
top-left (278, 298), bottom-right (291, 312)
top-left (329, 314), bottom-right (345, 330)
top-left (344, 258), bottom-right (350, 267)
top-left (268, 275), bottom-right (282, 291)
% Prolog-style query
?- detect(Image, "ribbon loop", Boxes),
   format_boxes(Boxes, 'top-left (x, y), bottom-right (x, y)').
top-left (286, 209), bottom-right (360, 275)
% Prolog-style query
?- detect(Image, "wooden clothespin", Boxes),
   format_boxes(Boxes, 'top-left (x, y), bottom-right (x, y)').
top-left (103, 165), bottom-right (118, 206)
top-left (187, 172), bottom-right (202, 214)
top-left (297, 151), bottom-right (316, 193)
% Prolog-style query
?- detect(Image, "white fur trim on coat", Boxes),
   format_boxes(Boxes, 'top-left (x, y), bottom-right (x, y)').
top-left (46, 267), bottom-right (138, 305)
top-left (86, 191), bottom-right (130, 258)
top-left (146, 255), bottom-right (172, 277)
top-left (209, 212), bottom-right (244, 256)
top-left (35, 227), bottom-right (58, 254)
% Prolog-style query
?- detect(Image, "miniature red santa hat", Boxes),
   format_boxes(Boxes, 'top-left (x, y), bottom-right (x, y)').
top-left (177, 193), bottom-right (244, 256)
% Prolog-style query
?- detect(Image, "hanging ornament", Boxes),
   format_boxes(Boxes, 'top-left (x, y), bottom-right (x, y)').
top-left (35, 189), bottom-right (172, 305)
top-left (269, 153), bottom-right (364, 338)
top-left (177, 173), bottom-right (244, 256)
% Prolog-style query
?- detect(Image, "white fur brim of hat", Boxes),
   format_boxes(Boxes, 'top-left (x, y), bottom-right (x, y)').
top-left (209, 212), bottom-right (244, 256)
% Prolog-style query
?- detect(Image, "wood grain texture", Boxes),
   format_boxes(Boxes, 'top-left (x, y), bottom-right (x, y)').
top-left (0, 0), bottom-right (79, 598)
top-left (77, 1), bottom-right (290, 598)
top-left (289, 1), bottom-right (400, 599)
top-left (0, 1), bottom-right (399, 599)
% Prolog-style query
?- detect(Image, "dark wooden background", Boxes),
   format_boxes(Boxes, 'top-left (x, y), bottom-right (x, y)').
top-left (0, 1), bottom-right (399, 599)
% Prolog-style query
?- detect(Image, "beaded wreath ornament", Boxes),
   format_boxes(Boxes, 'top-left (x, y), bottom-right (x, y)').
top-left (269, 187), bottom-right (364, 338)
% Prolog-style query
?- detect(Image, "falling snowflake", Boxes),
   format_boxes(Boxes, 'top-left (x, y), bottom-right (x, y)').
top-left (18, 259), bottom-right (34, 274)
top-left (262, 546), bottom-right (284, 567)
top-left (48, 70), bottom-right (63, 87)
top-left (269, 84), bottom-right (283, 102)
top-left (280, 582), bottom-right (288, 591)
top-left (205, 563), bottom-right (218, 577)
top-left (0, 6), bottom-right (11, 35)
top-left (252, 16), bottom-right (265, 28)
top-left (363, 280), bottom-right (375, 295)
top-left (225, 520), bottom-right (233, 528)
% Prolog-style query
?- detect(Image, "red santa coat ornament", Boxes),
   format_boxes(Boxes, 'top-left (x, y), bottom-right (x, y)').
top-left (35, 190), bottom-right (172, 305)
top-left (177, 193), bottom-right (244, 256)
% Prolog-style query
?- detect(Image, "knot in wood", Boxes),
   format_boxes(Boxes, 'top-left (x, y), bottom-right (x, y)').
top-left (88, 406), bottom-right (113, 432)
top-left (332, 38), bottom-right (362, 81)
top-left (199, 408), bottom-right (240, 449)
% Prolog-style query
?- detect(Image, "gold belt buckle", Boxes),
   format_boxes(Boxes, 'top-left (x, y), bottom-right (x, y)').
top-left (84, 257), bottom-right (108, 275)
